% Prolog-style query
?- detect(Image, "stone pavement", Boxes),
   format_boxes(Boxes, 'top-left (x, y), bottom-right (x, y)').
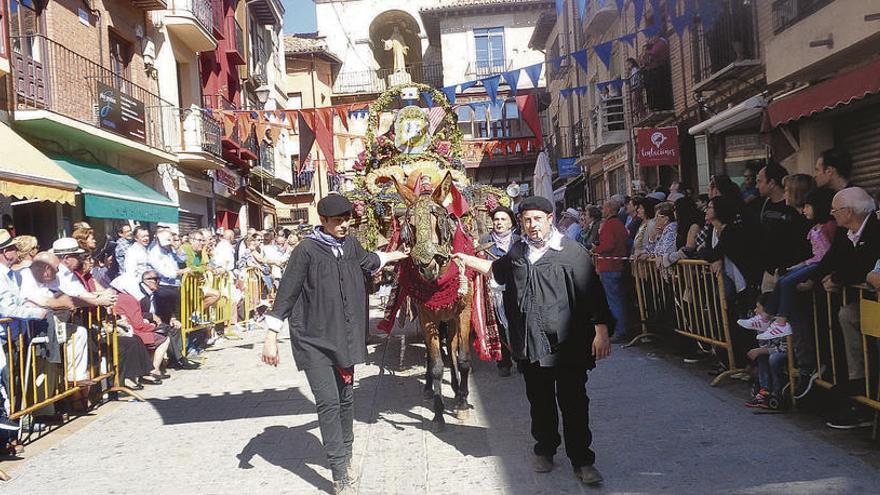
top-left (4, 298), bottom-right (880, 494)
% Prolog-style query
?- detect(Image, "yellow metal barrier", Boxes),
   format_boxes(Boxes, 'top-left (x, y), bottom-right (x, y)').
top-left (1, 308), bottom-right (142, 430)
top-left (179, 271), bottom-right (233, 349)
top-left (242, 267), bottom-right (264, 323)
top-left (628, 257), bottom-right (669, 347)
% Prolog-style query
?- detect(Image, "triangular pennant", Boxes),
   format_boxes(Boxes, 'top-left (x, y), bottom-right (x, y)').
top-left (596, 81), bottom-right (610, 93)
top-left (549, 56), bottom-right (565, 72)
top-left (560, 88), bottom-right (574, 99)
top-left (610, 79), bottom-right (625, 92)
top-left (575, 85), bottom-right (589, 96)
top-left (650, 0), bottom-right (664, 20)
top-left (441, 86), bottom-right (457, 105)
top-left (593, 41), bottom-right (614, 70)
top-left (571, 49), bottom-right (589, 74)
top-left (671, 13), bottom-right (690, 37)
top-left (459, 80), bottom-right (478, 92)
top-left (523, 63), bottom-right (543, 88)
top-left (314, 109), bottom-right (336, 174)
top-left (699, 0), bottom-right (721, 27)
top-left (421, 91), bottom-right (434, 108)
top-left (483, 75), bottom-right (501, 104)
top-left (335, 107), bottom-right (349, 131)
top-left (633, 0), bottom-right (646, 26)
top-left (642, 20), bottom-right (662, 37)
top-left (516, 94), bottom-right (544, 147)
top-left (614, 0), bottom-right (624, 13)
top-left (269, 125), bottom-right (281, 145)
top-left (297, 112), bottom-right (315, 173)
top-left (556, 0), bottom-right (564, 16)
top-left (578, 0), bottom-right (587, 20)
top-left (618, 32), bottom-right (637, 47)
top-left (501, 69), bottom-right (521, 95)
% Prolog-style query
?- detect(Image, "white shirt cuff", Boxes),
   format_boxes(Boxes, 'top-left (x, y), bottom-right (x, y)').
top-left (265, 315), bottom-right (284, 333)
top-left (375, 251), bottom-right (390, 271)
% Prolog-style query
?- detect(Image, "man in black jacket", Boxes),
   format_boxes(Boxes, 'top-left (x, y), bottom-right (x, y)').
top-left (261, 195), bottom-right (406, 495)
top-left (455, 196), bottom-right (612, 487)
top-left (815, 187), bottom-right (880, 429)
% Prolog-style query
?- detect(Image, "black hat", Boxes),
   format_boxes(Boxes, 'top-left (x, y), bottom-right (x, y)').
top-left (317, 194), bottom-right (352, 217)
top-left (518, 196), bottom-right (554, 214)
top-left (490, 206), bottom-right (516, 223)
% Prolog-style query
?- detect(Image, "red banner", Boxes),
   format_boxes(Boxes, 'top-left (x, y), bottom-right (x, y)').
top-left (636, 127), bottom-right (680, 167)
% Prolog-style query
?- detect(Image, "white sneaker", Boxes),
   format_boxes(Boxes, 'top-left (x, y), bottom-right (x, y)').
top-left (737, 315), bottom-right (771, 331)
top-left (757, 321), bottom-right (792, 341)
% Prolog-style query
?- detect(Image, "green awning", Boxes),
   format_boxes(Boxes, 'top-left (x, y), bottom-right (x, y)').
top-left (52, 157), bottom-right (179, 223)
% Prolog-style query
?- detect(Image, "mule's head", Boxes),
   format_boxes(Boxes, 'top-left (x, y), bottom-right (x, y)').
top-left (394, 171), bottom-right (457, 281)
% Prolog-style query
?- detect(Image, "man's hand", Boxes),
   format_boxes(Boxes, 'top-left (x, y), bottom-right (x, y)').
top-left (796, 279), bottom-right (814, 292)
top-left (262, 332), bottom-right (279, 367)
top-left (746, 348), bottom-right (767, 361)
top-left (822, 274), bottom-right (840, 292)
top-left (384, 251), bottom-right (409, 263)
top-left (592, 324), bottom-right (611, 360)
top-left (170, 318), bottom-right (182, 329)
top-left (96, 293), bottom-right (117, 307)
top-left (867, 271), bottom-right (880, 290)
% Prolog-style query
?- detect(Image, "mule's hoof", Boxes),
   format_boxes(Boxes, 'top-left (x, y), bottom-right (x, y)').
top-left (455, 407), bottom-right (470, 421)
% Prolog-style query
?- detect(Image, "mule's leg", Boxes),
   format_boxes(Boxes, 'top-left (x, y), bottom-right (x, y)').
top-left (422, 318), bottom-right (446, 428)
top-left (422, 347), bottom-right (433, 401)
top-left (454, 303), bottom-right (474, 419)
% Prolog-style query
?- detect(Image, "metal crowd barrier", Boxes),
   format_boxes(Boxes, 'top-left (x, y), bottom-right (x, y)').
top-left (242, 267), bottom-right (265, 323)
top-left (179, 271), bottom-right (234, 348)
top-left (1, 307), bottom-right (142, 432)
top-left (628, 257), bottom-right (668, 346)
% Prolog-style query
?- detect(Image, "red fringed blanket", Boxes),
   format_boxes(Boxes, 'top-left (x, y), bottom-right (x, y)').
top-left (378, 223), bottom-right (501, 361)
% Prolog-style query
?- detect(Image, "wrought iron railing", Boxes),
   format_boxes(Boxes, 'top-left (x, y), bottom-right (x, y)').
top-left (10, 35), bottom-right (177, 152)
top-left (175, 107), bottom-right (223, 158)
top-left (692, 0), bottom-right (759, 83)
top-left (772, 0), bottom-right (834, 33)
top-left (289, 170), bottom-right (314, 193)
top-left (590, 96), bottom-right (626, 135)
top-left (326, 172), bottom-right (343, 192)
top-left (332, 63), bottom-right (444, 94)
top-left (258, 142), bottom-right (275, 175)
top-left (169, 0), bottom-right (214, 33)
top-left (628, 63), bottom-right (674, 125)
top-left (465, 59), bottom-right (513, 78)
top-left (202, 93), bottom-right (241, 147)
top-left (573, 120), bottom-right (585, 157)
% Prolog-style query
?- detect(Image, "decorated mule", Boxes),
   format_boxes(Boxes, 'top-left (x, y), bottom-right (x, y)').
top-left (347, 84), bottom-right (507, 428)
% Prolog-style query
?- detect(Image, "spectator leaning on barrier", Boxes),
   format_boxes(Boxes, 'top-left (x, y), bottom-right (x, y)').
top-left (632, 197), bottom-right (658, 257)
top-left (624, 197), bottom-right (643, 250)
top-left (148, 230), bottom-right (189, 326)
top-left (754, 163), bottom-right (812, 293)
top-left (12, 235), bottom-right (37, 271)
top-left (594, 197), bottom-right (631, 343)
top-left (814, 187), bottom-right (880, 429)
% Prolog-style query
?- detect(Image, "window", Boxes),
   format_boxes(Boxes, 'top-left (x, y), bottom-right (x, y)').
top-left (109, 32), bottom-right (132, 89)
top-left (456, 106), bottom-right (473, 138)
top-left (286, 92), bottom-right (302, 110)
top-left (474, 27), bottom-right (505, 74)
top-left (458, 98), bottom-right (530, 140)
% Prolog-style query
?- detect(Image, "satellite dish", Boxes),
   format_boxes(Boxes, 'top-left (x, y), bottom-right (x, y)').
top-left (506, 182), bottom-right (521, 198)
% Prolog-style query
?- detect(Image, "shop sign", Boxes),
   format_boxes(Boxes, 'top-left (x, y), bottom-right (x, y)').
top-left (601, 144), bottom-right (629, 171)
top-left (636, 127), bottom-right (679, 167)
top-left (96, 81), bottom-right (147, 143)
top-left (212, 168), bottom-right (241, 198)
top-left (557, 157), bottom-right (581, 179)
top-left (724, 134), bottom-right (767, 162)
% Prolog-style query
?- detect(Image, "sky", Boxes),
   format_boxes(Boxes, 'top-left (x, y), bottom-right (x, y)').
top-left (283, 0), bottom-right (318, 34)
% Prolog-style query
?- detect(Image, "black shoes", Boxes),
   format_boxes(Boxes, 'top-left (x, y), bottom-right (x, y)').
top-left (574, 464), bottom-right (604, 486)
top-left (169, 358), bottom-right (200, 370)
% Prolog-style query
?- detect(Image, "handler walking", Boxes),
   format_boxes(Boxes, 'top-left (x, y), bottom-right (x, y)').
top-left (455, 196), bottom-right (612, 487)
top-left (261, 195), bottom-right (406, 495)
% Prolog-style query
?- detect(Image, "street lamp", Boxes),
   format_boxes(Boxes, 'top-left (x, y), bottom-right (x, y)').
top-left (255, 84), bottom-right (271, 106)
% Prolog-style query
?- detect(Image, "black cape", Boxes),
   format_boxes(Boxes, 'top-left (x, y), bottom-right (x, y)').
top-left (491, 236), bottom-right (612, 368)
top-left (267, 237), bottom-right (380, 370)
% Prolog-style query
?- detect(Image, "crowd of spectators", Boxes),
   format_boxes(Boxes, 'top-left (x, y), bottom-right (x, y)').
top-left (0, 222), bottom-right (303, 454)
top-left (563, 148), bottom-right (880, 429)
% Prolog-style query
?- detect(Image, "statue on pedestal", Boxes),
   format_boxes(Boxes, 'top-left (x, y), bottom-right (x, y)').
top-left (383, 26), bottom-right (409, 74)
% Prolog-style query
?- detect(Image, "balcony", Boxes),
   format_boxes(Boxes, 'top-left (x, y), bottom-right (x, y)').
top-left (225, 17), bottom-right (246, 66)
top-left (173, 106), bottom-right (224, 170)
top-left (164, 0), bottom-right (217, 52)
top-left (332, 63), bottom-right (443, 95)
top-left (589, 96), bottom-right (627, 154)
top-left (692, 0), bottom-right (761, 92)
top-left (247, 0), bottom-right (284, 26)
top-left (253, 142), bottom-right (275, 178)
top-left (465, 60), bottom-right (514, 79)
top-left (772, 0), bottom-right (834, 33)
top-left (628, 64), bottom-right (674, 126)
top-left (210, 0), bottom-right (225, 39)
top-left (10, 35), bottom-right (177, 164)
top-left (584, 0), bottom-right (618, 36)
top-left (132, 0), bottom-right (168, 9)
top-left (202, 93), bottom-right (257, 163)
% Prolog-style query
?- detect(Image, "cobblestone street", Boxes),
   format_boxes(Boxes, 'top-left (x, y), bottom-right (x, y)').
top-left (4, 300), bottom-right (880, 494)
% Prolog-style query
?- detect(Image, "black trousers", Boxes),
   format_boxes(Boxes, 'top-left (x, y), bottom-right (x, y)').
top-left (304, 366), bottom-right (354, 481)
top-left (522, 362), bottom-right (595, 467)
top-left (154, 285), bottom-right (181, 324)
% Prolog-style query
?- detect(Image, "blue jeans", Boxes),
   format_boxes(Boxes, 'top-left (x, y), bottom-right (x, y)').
top-left (765, 263), bottom-right (820, 319)
top-left (756, 351), bottom-right (787, 396)
top-left (599, 271), bottom-right (629, 337)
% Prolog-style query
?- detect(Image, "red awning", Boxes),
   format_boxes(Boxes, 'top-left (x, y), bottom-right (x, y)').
top-left (768, 59), bottom-right (880, 127)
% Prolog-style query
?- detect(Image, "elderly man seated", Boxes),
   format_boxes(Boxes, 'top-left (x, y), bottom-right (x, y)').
top-left (814, 187), bottom-right (880, 429)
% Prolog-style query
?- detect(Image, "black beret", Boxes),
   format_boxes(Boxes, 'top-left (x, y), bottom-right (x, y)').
top-left (317, 194), bottom-right (352, 217)
top-left (518, 196), bottom-right (554, 214)
top-left (490, 206), bottom-right (516, 222)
